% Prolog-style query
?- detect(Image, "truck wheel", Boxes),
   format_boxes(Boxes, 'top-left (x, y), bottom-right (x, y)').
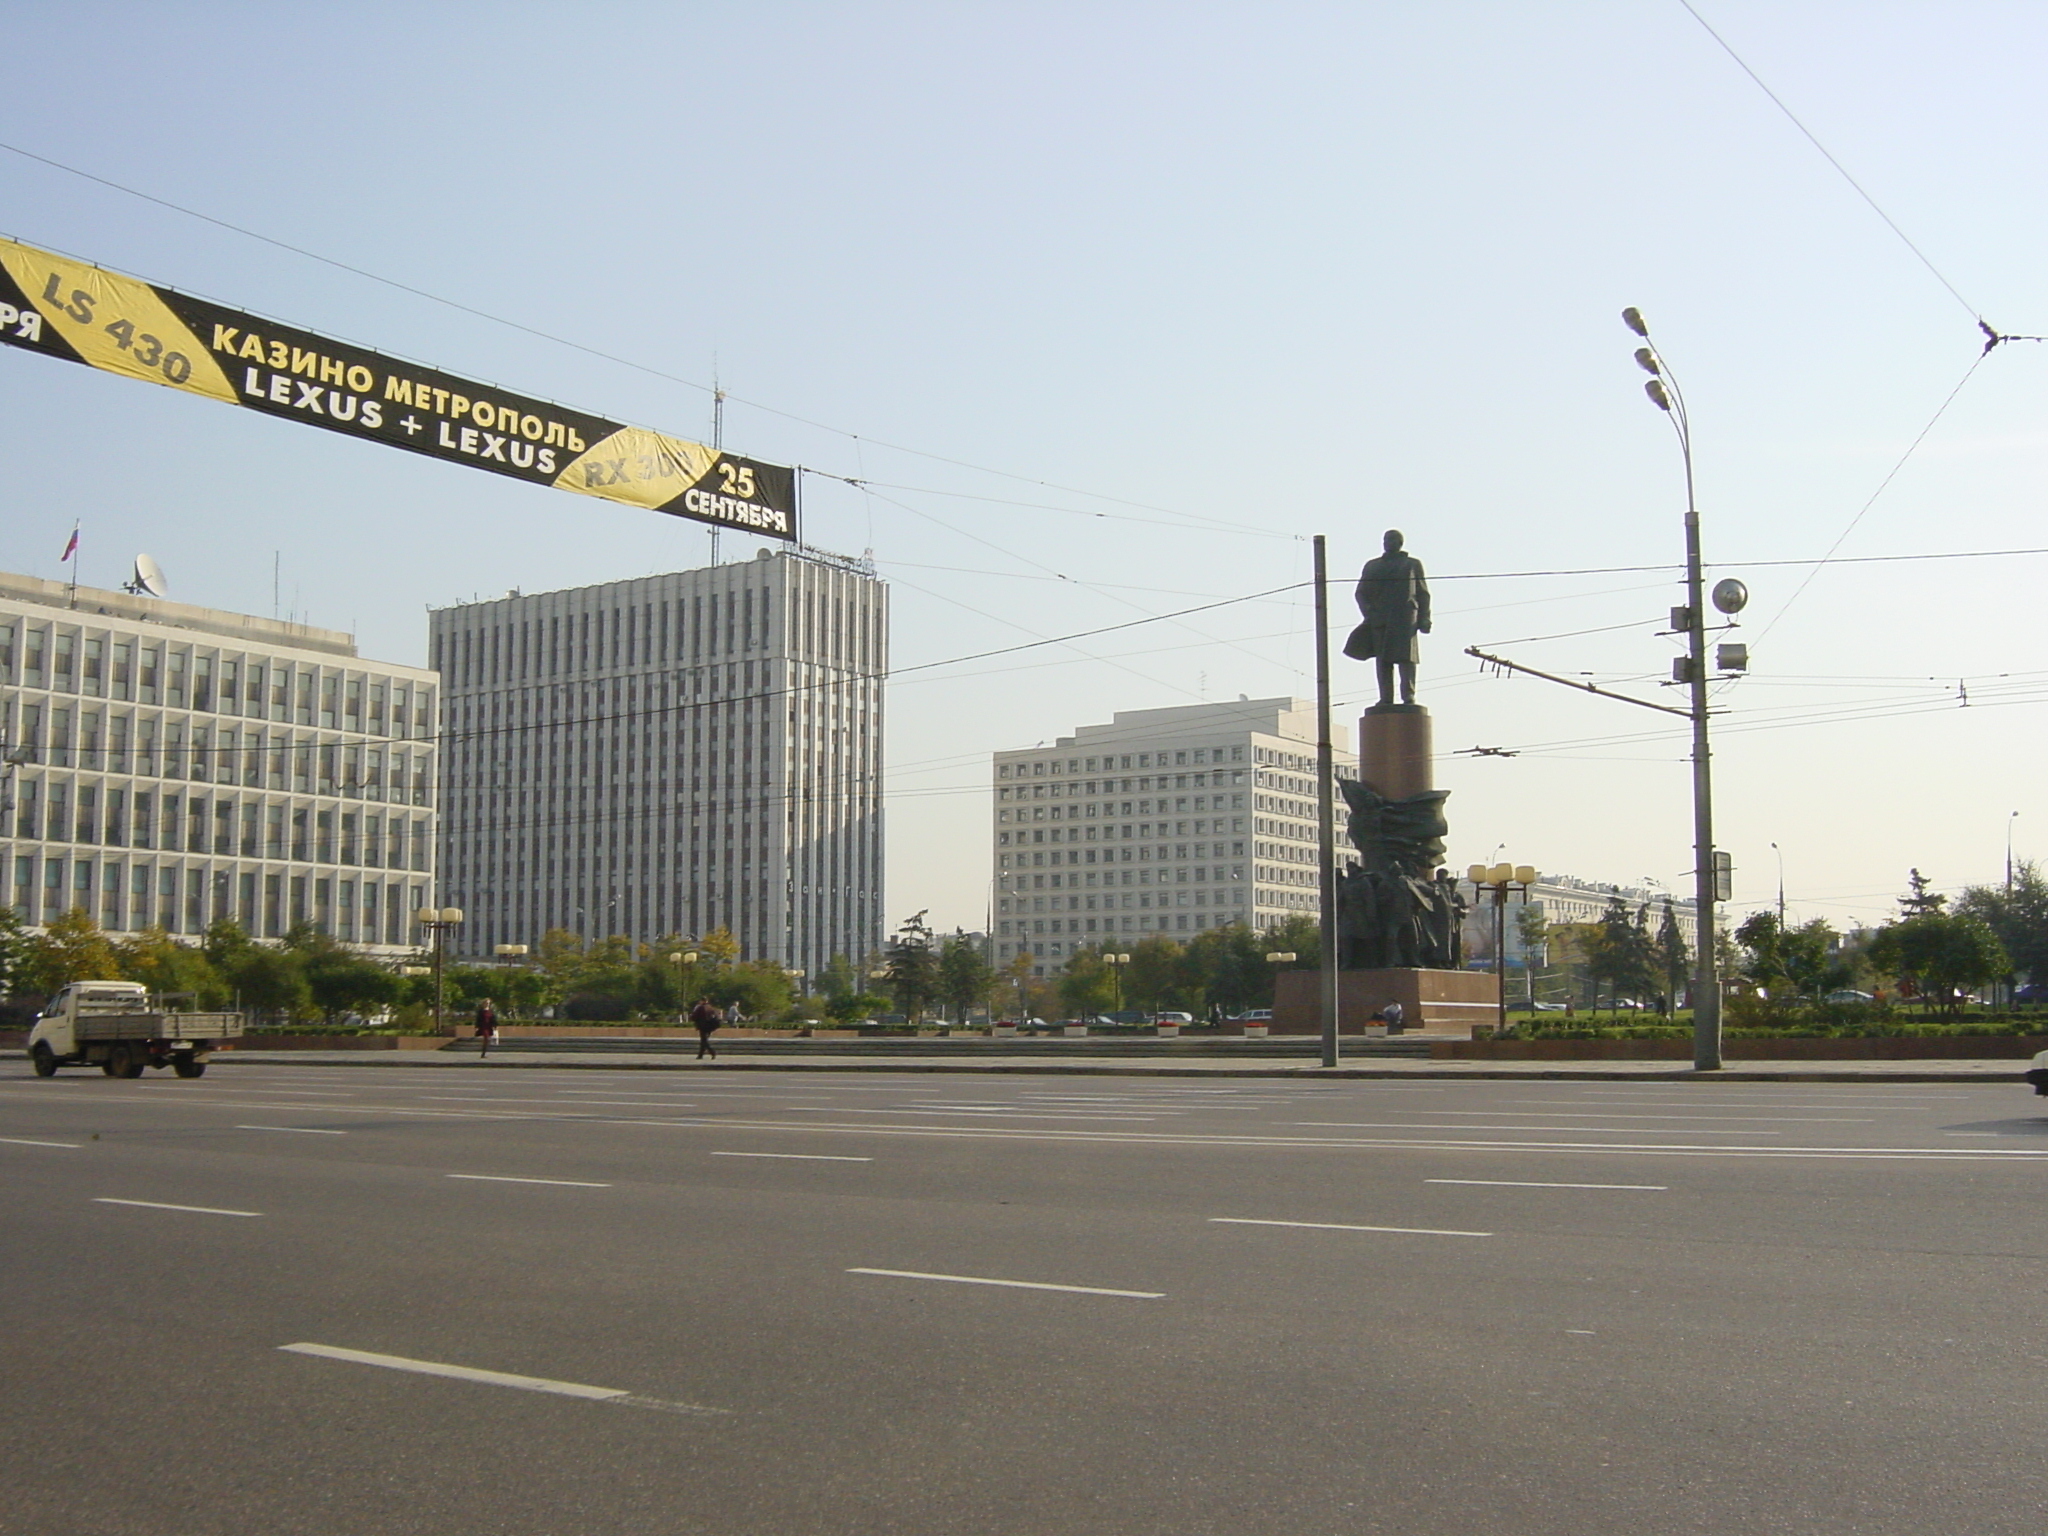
top-left (30, 1043), bottom-right (59, 1077)
top-left (172, 1055), bottom-right (206, 1079)
top-left (108, 1044), bottom-right (144, 1079)
top-left (100, 1051), bottom-right (122, 1077)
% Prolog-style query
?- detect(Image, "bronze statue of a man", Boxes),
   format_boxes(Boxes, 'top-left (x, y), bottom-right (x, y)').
top-left (1344, 529), bottom-right (1432, 706)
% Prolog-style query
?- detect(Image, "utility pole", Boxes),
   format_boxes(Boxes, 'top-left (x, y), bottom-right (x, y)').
top-left (1313, 535), bottom-right (1340, 1068)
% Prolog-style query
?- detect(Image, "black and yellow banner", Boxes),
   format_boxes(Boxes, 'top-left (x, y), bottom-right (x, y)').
top-left (0, 237), bottom-right (796, 538)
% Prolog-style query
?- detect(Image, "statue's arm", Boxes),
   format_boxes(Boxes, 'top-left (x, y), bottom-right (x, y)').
top-left (1414, 562), bottom-right (1432, 633)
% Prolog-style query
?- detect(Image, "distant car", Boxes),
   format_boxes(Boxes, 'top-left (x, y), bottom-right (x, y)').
top-left (1531, 1001), bottom-right (1568, 1012)
top-left (1824, 989), bottom-right (1876, 1005)
top-left (1153, 1011), bottom-right (1195, 1025)
top-left (2016, 983), bottom-right (2048, 1006)
top-left (2027, 1047), bottom-right (2048, 1097)
top-left (1235, 1009), bottom-right (1274, 1022)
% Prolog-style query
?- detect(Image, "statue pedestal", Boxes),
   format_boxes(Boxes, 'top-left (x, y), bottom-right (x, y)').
top-left (1360, 703), bottom-right (1434, 800)
top-left (1271, 967), bottom-right (1499, 1037)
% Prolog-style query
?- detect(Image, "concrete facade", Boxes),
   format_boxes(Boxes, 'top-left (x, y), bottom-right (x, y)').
top-left (992, 698), bottom-right (1356, 975)
top-left (0, 570), bottom-right (438, 952)
top-left (431, 548), bottom-right (885, 972)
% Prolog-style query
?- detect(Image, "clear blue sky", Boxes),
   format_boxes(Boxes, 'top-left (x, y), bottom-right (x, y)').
top-left (4, 2), bottom-right (2044, 937)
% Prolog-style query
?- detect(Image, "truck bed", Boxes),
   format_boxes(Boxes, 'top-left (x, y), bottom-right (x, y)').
top-left (74, 1013), bottom-right (246, 1042)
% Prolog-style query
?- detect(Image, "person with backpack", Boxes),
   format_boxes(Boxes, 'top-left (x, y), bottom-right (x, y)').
top-left (690, 996), bottom-right (724, 1060)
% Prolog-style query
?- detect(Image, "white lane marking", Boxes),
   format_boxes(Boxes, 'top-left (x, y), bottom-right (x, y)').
top-left (1210, 1217), bottom-right (1492, 1238)
top-left (95, 1197), bottom-right (261, 1217)
top-left (1566, 1329), bottom-right (1597, 1335)
top-left (1295, 1121), bottom-right (1780, 1136)
top-left (0, 1135), bottom-right (81, 1148)
top-left (711, 1151), bottom-right (873, 1162)
top-left (278, 1343), bottom-right (726, 1415)
top-left (1427, 1110), bottom-right (1872, 1123)
top-left (848, 1267), bottom-right (1164, 1299)
top-left (446, 1174), bottom-right (611, 1188)
top-left (10, 1091), bottom-right (2040, 1161)
top-left (783, 1106), bottom-right (1162, 1122)
top-left (1427, 1178), bottom-right (1666, 1191)
top-left (238, 1125), bottom-right (348, 1136)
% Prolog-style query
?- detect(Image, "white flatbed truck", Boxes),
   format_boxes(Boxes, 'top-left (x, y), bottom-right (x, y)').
top-left (27, 981), bottom-right (243, 1079)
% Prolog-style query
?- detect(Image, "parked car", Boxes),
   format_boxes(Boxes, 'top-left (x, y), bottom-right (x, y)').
top-left (2015, 983), bottom-right (2048, 1006)
top-left (1153, 1011), bottom-right (1195, 1025)
top-left (1824, 989), bottom-right (1876, 1005)
top-left (1531, 1001), bottom-right (1568, 1012)
top-left (1231, 1009), bottom-right (1274, 1022)
top-left (2026, 1047), bottom-right (2048, 1097)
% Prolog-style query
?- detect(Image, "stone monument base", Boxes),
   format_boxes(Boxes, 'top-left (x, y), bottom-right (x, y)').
top-left (1272, 967), bottom-right (1500, 1036)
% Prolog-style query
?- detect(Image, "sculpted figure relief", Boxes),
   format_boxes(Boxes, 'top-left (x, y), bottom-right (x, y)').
top-left (1343, 529), bottom-right (1432, 707)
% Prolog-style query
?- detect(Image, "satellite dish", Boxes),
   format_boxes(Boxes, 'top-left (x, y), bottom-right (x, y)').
top-left (128, 554), bottom-right (168, 598)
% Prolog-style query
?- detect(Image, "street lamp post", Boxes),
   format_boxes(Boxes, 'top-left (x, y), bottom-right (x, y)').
top-left (1103, 952), bottom-right (1132, 1015)
top-left (668, 950), bottom-right (699, 1023)
top-left (1625, 306), bottom-right (1723, 1071)
top-left (1466, 865), bottom-right (1537, 1034)
top-left (413, 906), bottom-right (465, 1035)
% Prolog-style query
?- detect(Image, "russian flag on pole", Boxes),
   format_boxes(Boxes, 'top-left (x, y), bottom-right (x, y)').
top-left (60, 527), bottom-right (78, 562)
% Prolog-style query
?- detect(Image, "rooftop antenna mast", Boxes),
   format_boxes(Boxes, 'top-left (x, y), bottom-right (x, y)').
top-left (709, 363), bottom-right (725, 568)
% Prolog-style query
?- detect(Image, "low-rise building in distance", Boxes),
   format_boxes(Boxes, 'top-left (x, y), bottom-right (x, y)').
top-left (993, 697), bottom-right (1356, 974)
top-left (0, 569), bottom-right (438, 951)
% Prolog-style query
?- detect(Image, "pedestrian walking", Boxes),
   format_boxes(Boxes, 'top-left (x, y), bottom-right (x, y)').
top-left (690, 996), bottom-right (723, 1060)
top-left (474, 997), bottom-right (498, 1058)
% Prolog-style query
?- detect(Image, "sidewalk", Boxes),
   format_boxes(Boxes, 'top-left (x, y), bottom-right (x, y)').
top-left (209, 1050), bottom-right (2035, 1084)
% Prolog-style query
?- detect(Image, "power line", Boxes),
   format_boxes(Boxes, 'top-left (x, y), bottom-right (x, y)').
top-left (0, 140), bottom-right (1281, 541)
top-left (1675, 0), bottom-right (1980, 321)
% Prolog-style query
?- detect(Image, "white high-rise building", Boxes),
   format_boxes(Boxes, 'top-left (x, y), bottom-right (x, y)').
top-left (0, 570), bottom-right (438, 951)
top-left (431, 547), bottom-right (886, 970)
top-left (992, 698), bottom-right (1355, 973)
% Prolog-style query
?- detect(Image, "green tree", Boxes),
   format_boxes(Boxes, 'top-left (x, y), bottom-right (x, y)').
top-left (1868, 912), bottom-right (2007, 1017)
top-left (1262, 914), bottom-right (1320, 967)
top-left (883, 911), bottom-right (939, 1024)
top-left (117, 924), bottom-right (227, 1009)
top-left (1585, 897), bottom-right (1655, 1010)
top-left (1516, 903), bottom-right (1551, 1007)
top-left (937, 933), bottom-right (995, 1022)
top-left (0, 903), bottom-right (36, 996)
top-left (1653, 899), bottom-right (1689, 1013)
top-left (1058, 946), bottom-right (1117, 1017)
top-left (1899, 869), bottom-right (1947, 916)
top-left (203, 916), bottom-right (258, 973)
top-left (1183, 923), bottom-right (1270, 1015)
top-left (817, 952), bottom-right (858, 1003)
top-left (22, 907), bottom-right (123, 993)
top-left (1123, 934), bottom-right (1185, 1012)
top-left (824, 990), bottom-right (891, 1024)
top-left (1956, 861), bottom-right (2048, 988)
top-left (227, 945), bottom-right (313, 1024)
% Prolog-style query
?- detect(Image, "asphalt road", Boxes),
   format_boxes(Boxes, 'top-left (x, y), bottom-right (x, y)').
top-left (5, 1063), bottom-right (2047, 1535)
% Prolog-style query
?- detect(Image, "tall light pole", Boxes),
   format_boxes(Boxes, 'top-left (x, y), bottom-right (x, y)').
top-left (1312, 534), bottom-right (1340, 1069)
top-left (1104, 952), bottom-right (1131, 1015)
top-left (1770, 842), bottom-right (1785, 925)
top-left (1467, 864), bottom-right (1537, 1034)
top-left (2008, 811), bottom-right (2020, 892)
top-left (1625, 306), bottom-right (1723, 1071)
top-left (414, 906), bottom-right (465, 1035)
top-left (668, 950), bottom-right (699, 1023)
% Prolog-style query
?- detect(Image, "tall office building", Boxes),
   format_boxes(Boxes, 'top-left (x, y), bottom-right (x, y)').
top-left (992, 698), bottom-right (1356, 973)
top-left (431, 547), bottom-right (885, 970)
top-left (0, 570), bottom-right (438, 951)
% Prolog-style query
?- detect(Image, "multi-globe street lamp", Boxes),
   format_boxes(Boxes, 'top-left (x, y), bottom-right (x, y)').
top-left (413, 906), bottom-right (465, 1035)
top-left (1100, 952), bottom-right (1132, 1014)
top-left (668, 950), bottom-right (699, 1022)
top-left (1466, 864), bottom-right (1538, 1034)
